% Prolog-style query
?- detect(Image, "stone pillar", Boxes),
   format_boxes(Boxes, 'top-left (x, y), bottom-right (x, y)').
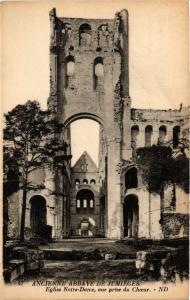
top-left (46, 198), bottom-right (56, 238)
top-left (48, 8), bottom-right (59, 113)
top-left (122, 97), bottom-right (132, 160)
top-left (150, 193), bottom-right (163, 239)
top-left (137, 127), bottom-right (145, 148)
top-left (138, 189), bottom-right (149, 238)
top-left (152, 128), bottom-right (159, 145)
top-left (106, 141), bottom-right (123, 239)
top-left (176, 186), bottom-right (189, 214)
top-left (120, 10), bottom-right (132, 162)
top-left (167, 126), bottom-right (173, 146)
top-left (44, 168), bottom-right (57, 239)
top-left (119, 9), bottom-right (129, 97)
top-left (164, 184), bottom-right (174, 210)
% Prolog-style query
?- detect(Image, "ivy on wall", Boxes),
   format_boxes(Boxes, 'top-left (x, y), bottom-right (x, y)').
top-left (136, 145), bottom-right (189, 194)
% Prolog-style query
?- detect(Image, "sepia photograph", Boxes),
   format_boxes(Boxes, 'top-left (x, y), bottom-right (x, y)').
top-left (1, 0), bottom-right (189, 299)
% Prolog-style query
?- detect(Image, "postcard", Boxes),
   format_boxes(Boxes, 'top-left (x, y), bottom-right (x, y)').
top-left (1, 0), bottom-right (189, 299)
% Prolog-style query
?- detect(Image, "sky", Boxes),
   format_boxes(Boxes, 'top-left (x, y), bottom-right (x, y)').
top-left (71, 120), bottom-right (99, 166)
top-left (1, 0), bottom-right (189, 165)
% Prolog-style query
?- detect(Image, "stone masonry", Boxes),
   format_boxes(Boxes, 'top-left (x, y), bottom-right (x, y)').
top-left (7, 8), bottom-right (189, 241)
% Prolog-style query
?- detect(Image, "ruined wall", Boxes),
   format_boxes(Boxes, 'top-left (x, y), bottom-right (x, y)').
top-left (162, 213), bottom-right (189, 238)
top-left (70, 152), bottom-right (102, 236)
top-left (7, 166), bottom-right (64, 240)
top-left (128, 107), bottom-right (189, 149)
top-left (7, 192), bottom-right (20, 240)
top-left (70, 187), bottom-right (101, 236)
top-left (48, 8), bottom-right (132, 239)
top-left (124, 188), bottom-right (162, 239)
top-left (98, 125), bottom-right (107, 199)
top-left (5, 9), bottom-right (189, 241)
top-left (176, 186), bottom-right (189, 214)
top-left (48, 9), bottom-right (189, 241)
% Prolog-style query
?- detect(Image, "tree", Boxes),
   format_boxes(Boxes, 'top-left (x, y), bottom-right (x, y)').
top-left (3, 149), bottom-right (20, 242)
top-left (3, 100), bottom-right (54, 241)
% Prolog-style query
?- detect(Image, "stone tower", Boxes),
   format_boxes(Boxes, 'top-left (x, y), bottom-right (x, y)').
top-left (48, 8), bottom-right (132, 239)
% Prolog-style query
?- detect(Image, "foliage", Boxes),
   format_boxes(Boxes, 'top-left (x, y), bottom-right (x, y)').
top-left (3, 148), bottom-right (20, 196)
top-left (3, 100), bottom-right (72, 241)
top-left (3, 100), bottom-right (57, 240)
top-left (3, 150), bottom-right (20, 242)
top-left (4, 100), bottom-right (52, 184)
top-left (137, 145), bottom-right (189, 194)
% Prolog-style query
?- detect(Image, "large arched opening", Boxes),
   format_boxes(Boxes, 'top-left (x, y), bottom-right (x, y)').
top-left (131, 125), bottom-right (139, 149)
top-left (30, 195), bottom-right (47, 238)
top-left (159, 125), bottom-right (167, 144)
top-left (76, 189), bottom-right (95, 237)
top-left (123, 195), bottom-right (139, 238)
top-left (79, 23), bottom-right (92, 46)
top-left (63, 115), bottom-right (107, 238)
top-left (76, 189), bottom-right (95, 213)
top-left (125, 167), bottom-right (138, 191)
top-left (145, 125), bottom-right (153, 147)
top-left (70, 118), bottom-right (101, 167)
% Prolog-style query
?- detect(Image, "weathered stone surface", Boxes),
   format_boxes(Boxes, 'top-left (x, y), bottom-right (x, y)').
top-left (6, 9), bottom-right (189, 242)
top-left (105, 253), bottom-right (116, 260)
top-left (162, 213), bottom-right (189, 238)
top-left (3, 246), bottom-right (45, 282)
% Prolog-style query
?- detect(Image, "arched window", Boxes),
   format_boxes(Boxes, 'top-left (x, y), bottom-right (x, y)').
top-left (94, 58), bottom-right (104, 77)
top-left (159, 126), bottom-right (167, 144)
top-left (145, 125), bottom-right (153, 147)
top-left (94, 57), bottom-right (104, 90)
top-left (79, 24), bottom-right (91, 46)
top-left (90, 199), bottom-right (94, 208)
top-left (83, 199), bottom-right (87, 208)
top-left (66, 56), bottom-right (75, 74)
top-left (65, 55), bottom-right (75, 88)
top-left (61, 23), bottom-right (72, 41)
top-left (98, 24), bottom-right (109, 47)
top-left (83, 179), bottom-right (88, 185)
top-left (75, 179), bottom-right (80, 185)
top-left (76, 199), bottom-right (81, 208)
top-left (173, 126), bottom-right (180, 148)
top-left (90, 179), bottom-right (96, 185)
top-left (76, 189), bottom-right (95, 213)
top-left (125, 167), bottom-right (138, 190)
top-left (131, 125), bottom-right (139, 148)
top-left (67, 61), bottom-right (75, 76)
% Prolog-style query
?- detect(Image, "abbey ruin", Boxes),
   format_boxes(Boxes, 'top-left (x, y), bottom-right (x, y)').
top-left (7, 9), bottom-right (189, 241)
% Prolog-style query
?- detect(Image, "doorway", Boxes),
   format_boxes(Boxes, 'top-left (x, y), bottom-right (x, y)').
top-left (123, 195), bottom-right (139, 238)
top-left (30, 196), bottom-right (47, 238)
